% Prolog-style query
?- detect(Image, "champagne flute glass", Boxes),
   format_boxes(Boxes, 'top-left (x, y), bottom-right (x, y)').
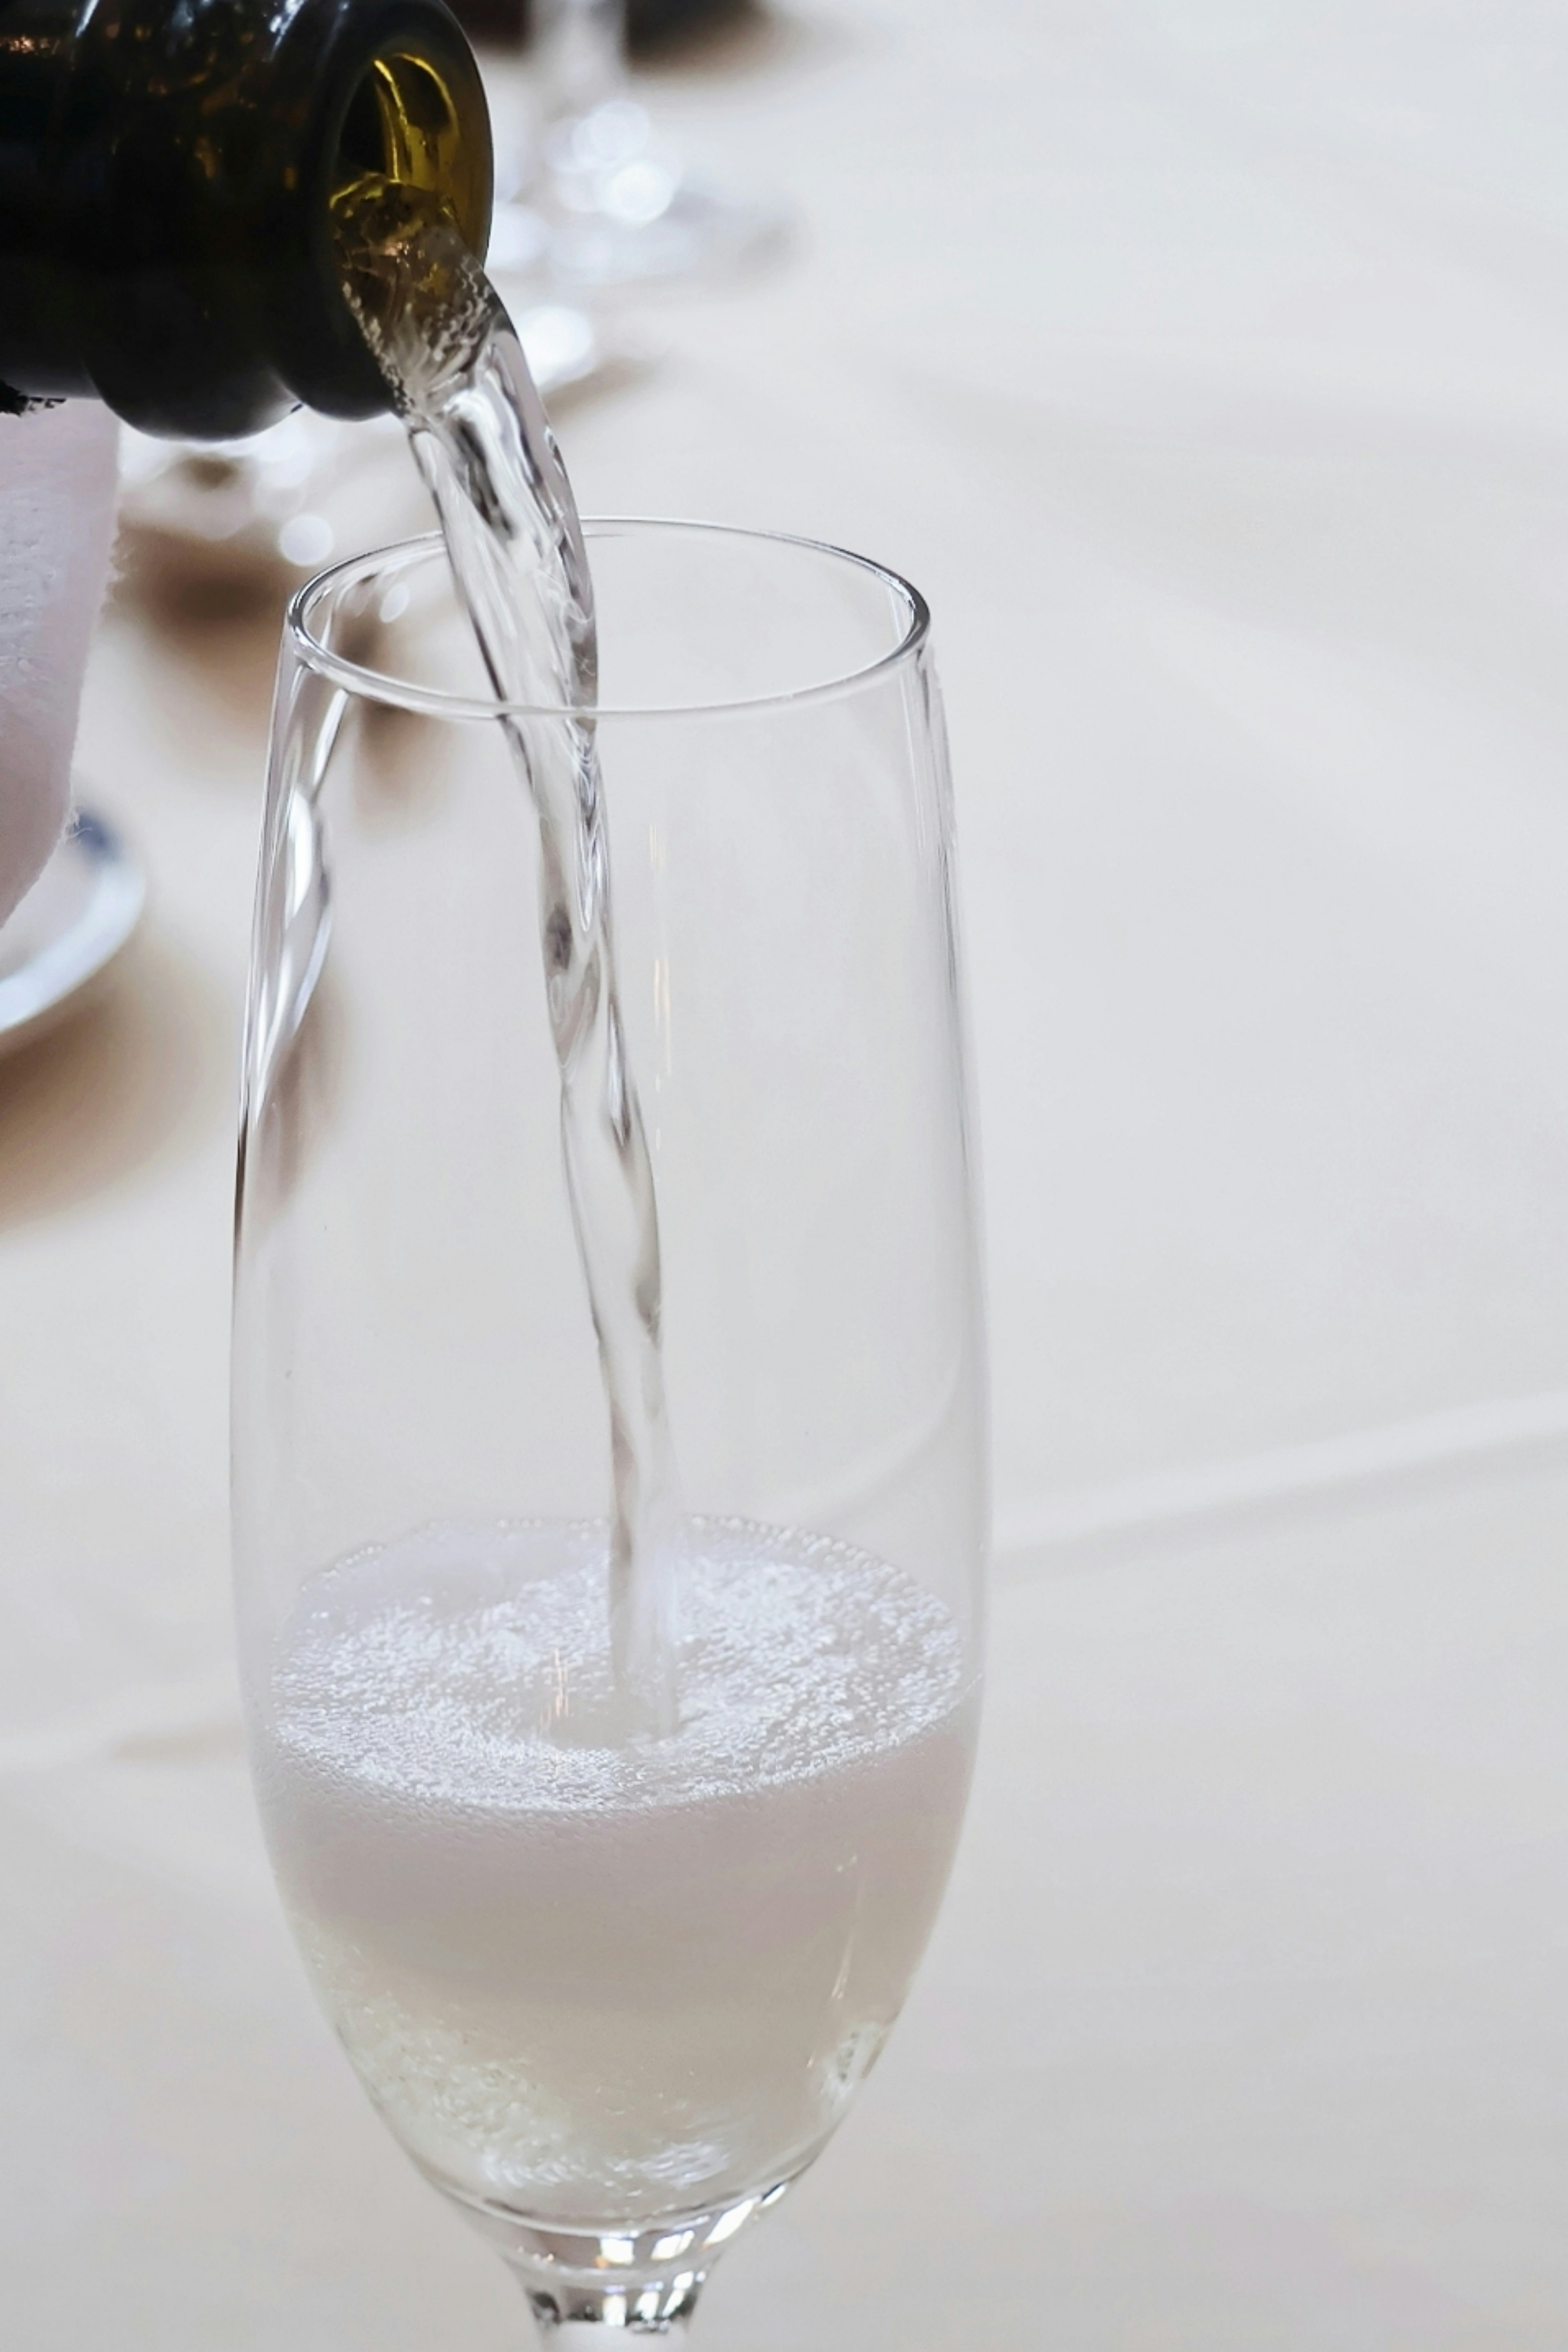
top-left (232, 519), bottom-right (986, 2339)
top-left (488, 0), bottom-right (782, 289)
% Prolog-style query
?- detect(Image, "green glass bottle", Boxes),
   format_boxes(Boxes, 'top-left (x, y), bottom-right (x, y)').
top-left (0, 0), bottom-right (493, 437)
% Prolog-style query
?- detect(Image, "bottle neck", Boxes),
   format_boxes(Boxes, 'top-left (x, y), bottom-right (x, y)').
top-left (0, 0), bottom-right (492, 438)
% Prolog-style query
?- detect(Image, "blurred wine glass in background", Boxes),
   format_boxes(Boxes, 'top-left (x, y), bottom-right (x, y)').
top-left (486, 0), bottom-right (785, 290)
top-left (116, 308), bottom-right (631, 603)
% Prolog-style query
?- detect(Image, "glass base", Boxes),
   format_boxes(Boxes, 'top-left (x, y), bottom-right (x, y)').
top-left (437, 2176), bottom-right (796, 2334)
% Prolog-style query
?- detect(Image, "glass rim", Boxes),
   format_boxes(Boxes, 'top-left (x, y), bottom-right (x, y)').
top-left (286, 517), bottom-right (932, 722)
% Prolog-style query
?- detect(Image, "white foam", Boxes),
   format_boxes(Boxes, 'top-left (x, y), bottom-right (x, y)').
top-left (270, 1517), bottom-right (968, 1815)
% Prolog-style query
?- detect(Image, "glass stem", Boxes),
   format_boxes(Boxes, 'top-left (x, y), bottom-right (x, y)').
top-left (537, 0), bottom-right (626, 125)
top-left (531, 2323), bottom-right (693, 2346)
top-left (517, 2262), bottom-right (706, 2339)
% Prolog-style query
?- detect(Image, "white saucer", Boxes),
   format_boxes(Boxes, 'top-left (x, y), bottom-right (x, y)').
top-left (0, 808), bottom-right (146, 1056)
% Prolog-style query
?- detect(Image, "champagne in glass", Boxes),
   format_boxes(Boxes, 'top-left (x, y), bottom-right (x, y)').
top-left (256, 1520), bottom-right (978, 2292)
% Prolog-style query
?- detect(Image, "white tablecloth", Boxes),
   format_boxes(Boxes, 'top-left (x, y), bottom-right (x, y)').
top-left (6, 1), bottom-right (1568, 2339)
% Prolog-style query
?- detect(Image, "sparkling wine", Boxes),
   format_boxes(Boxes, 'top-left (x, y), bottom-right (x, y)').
top-left (254, 1520), bottom-right (978, 2226)
top-left (334, 179), bottom-right (681, 1720)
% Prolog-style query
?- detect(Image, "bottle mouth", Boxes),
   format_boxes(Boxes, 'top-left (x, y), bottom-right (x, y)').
top-left (334, 41), bottom-right (491, 266)
top-left (275, 4), bottom-right (494, 423)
